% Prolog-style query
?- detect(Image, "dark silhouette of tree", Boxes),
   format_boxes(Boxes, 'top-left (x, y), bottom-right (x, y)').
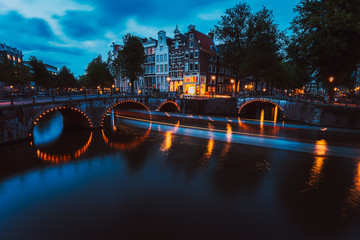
top-left (114, 34), bottom-right (146, 94)
top-left (58, 66), bottom-right (78, 88)
top-left (85, 54), bottom-right (113, 88)
top-left (289, 0), bottom-right (360, 91)
top-left (213, 2), bottom-right (285, 92)
top-left (28, 56), bottom-right (51, 89)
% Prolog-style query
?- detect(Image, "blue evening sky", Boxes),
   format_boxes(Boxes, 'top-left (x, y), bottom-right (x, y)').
top-left (0, 0), bottom-right (299, 76)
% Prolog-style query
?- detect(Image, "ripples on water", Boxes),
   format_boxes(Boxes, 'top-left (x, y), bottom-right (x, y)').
top-left (0, 110), bottom-right (360, 239)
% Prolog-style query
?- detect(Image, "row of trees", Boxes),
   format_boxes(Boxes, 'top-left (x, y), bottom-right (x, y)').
top-left (0, 54), bottom-right (78, 90)
top-left (80, 34), bottom-right (145, 94)
top-left (213, 0), bottom-right (360, 93)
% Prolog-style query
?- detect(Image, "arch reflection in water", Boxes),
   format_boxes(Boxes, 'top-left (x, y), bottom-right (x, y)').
top-left (35, 132), bottom-right (93, 163)
top-left (239, 100), bottom-right (284, 121)
top-left (33, 111), bottom-right (64, 146)
top-left (102, 115), bottom-right (152, 151)
top-left (160, 121), bottom-right (180, 152)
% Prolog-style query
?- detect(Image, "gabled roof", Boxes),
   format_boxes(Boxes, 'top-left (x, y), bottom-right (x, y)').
top-left (194, 30), bottom-right (217, 54)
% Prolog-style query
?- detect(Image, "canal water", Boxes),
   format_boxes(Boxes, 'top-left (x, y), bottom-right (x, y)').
top-left (0, 109), bottom-right (360, 239)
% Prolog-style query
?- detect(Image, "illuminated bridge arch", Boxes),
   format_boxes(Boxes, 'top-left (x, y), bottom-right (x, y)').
top-left (238, 98), bottom-right (285, 120)
top-left (32, 106), bottom-right (93, 132)
top-left (100, 99), bottom-right (152, 128)
top-left (157, 100), bottom-right (180, 112)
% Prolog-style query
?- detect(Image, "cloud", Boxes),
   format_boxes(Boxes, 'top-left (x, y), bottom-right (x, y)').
top-left (198, 10), bottom-right (223, 21)
top-left (0, 0), bottom-right (299, 76)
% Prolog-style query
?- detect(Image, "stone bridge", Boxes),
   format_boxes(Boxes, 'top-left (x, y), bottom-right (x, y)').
top-left (1, 95), bottom-right (359, 144)
top-left (0, 96), bottom-right (183, 144)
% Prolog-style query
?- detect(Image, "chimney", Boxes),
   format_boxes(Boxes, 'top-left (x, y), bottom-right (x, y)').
top-left (188, 24), bottom-right (195, 32)
top-left (208, 32), bottom-right (214, 40)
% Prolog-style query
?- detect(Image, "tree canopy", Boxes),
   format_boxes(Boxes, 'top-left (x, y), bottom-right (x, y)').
top-left (289, 0), bottom-right (360, 89)
top-left (84, 54), bottom-right (113, 88)
top-left (58, 66), bottom-right (78, 88)
top-left (213, 2), bottom-right (285, 92)
top-left (0, 53), bottom-right (31, 87)
top-left (28, 56), bottom-right (51, 88)
top-left (114, 34), bottom-right (146, 94)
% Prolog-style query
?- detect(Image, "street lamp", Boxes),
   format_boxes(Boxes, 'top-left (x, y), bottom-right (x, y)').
top-left (111, 84), bottom-right (115, 96)
top-left (97, 86), bottom-right (100, 98)
top-left (167, 77), bottom-right (171, 97)
top-left (10, 86), bottom-right (13, 105)
top-left (31, 86), bottom-right (35, 103)
top-left (328, 76), bottom-right (335, 103)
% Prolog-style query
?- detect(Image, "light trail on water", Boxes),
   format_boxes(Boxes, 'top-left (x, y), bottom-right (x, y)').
top-left (115, 114), bottom-right (360, 159)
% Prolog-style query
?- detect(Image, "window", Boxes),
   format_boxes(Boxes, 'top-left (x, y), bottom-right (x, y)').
top-left (194, 62), bottom-right (198, 71)
top-left (213, 65), bottom-right (216, 73)
top-left (156, 65), bottom-right (159, 73)
top-left (152, 47), bottom-right (155, 54)
top-left (185, 51), bottom-right (189, 59)
top-left (209, 64), bottom-right (212, 73)
top-left (165, 64), bottom-right (168, 72)
top-left (156, 55), bottom-right (159, 62)
top-left (160, 46), bottom-right (163, 51)
top-left (190, 41), bottom-right (193, 48)
top-left (160, 65), bottom-right (164, 72)
top-left (151, 66), bottom-right (155, 74)
top-left (194, 50), bottom-right (199, 58)
top-left (189, 63), bottom-right (193, 71)
top-left (175, 41), bottom-right (179, 49)
top-left (164, 54), bottom-right (167, 62)
top-left (190, 51), bottom-right (194, 59)
top-left (209, 55), bottom-right (213, 61)
top-left (160, 55), bottom-right (163, 62)
top-left (185, 63), bottom-right (188, 71)
top-left (189, 33), bottom-right (194, 39)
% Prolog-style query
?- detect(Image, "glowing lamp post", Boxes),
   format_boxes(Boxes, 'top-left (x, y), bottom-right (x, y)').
top-left (31, 86), bottom-right (35, 103)
top-left (167, 77), bottom-right (171, 97)
top-left (97, 86), bottom-right (100, 98)
top-left (111, 84), bottom-right (115, 96)
top-left (328, 76), bottom-right (335, 103)
top-left (10, 86), bottom-right (13, 105)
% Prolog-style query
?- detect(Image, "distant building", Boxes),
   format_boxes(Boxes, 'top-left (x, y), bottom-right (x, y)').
top-left (155, 30), bottom-right (172, 92)
top-left (0, 43), bottom-right (23, 65)
top-left (169, 25), bottom-right (187, 93)
top-left (142, 38), bottom-right (157, 93)
top-left (183, 25), bottom-right (218, 96)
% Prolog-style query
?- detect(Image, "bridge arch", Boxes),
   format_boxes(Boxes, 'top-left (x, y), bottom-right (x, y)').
top-left (238, 99), bottom-right (285, 120)
top-left (100, 99), bottom-right (151, 128)
top-left (32, 106), bottom-right (93, 131)
top-left (157, 100), bottom-right (180, 112)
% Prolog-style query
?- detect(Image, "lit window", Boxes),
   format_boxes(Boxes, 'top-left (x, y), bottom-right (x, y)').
top-left (194, 50), bottom-right (199, 58)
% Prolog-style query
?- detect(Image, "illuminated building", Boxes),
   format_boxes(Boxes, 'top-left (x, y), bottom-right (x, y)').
top-left (169, 25), bottom-right (187, 93)
top-left (143, 38), bottom-right (157, 93)
top-left (0, 43), bottom-right (23, 65)
top-left (155, 30), bottom-right (172, 92)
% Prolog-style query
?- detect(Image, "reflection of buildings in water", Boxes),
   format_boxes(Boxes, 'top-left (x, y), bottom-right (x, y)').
top-left (303, 156), bottom-right (326, 192)
top-left (102, 124), bottom-right (151, 151)
top-left (200, 138), bottom-right (214, 169)
top-left (34, 132), bottom-right (93, 163)
top-left (314, 139), bottom-right (328, 156)
top-left (237, 117), bottom-right (279, 136)
top-left (218, 124), bottom-right (232, 169)
top-left (160, 121), bottom-right (180, 152)
top-left (342, 161), bottom-right (360, 217)
top-left (302, 140), bottom-right (328, 191)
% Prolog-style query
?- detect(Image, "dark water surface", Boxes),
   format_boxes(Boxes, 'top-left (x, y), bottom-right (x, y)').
top-left (0, 111), bottom-right (360, 239)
